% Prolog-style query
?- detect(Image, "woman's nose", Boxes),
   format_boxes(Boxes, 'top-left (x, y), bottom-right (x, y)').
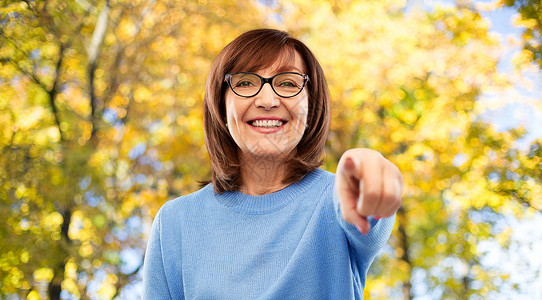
top-left (254, 83), bottom-right (280, 110)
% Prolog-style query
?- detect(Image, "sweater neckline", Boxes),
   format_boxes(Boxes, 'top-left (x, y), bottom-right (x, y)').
top-left (214, 169), bottom-right (324, 214)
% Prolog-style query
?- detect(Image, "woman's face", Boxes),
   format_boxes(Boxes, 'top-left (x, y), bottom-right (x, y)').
top-left (225, 51), bottom-right (309, 160)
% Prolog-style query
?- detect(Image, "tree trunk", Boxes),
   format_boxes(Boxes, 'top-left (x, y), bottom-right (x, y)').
top-left (397, 207), bottom-right (413, 300)
top-left (48, 263), bottom-right (65, 300)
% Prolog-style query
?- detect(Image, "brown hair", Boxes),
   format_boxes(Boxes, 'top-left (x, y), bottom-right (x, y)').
top-left (203, 28), bottom-right (330, 193)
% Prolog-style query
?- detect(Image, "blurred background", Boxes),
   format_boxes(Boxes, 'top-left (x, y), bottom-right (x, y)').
top-left (1, 0), bottom-right (541, 299)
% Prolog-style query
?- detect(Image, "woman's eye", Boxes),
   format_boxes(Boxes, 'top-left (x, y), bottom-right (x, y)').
top-left (236, 80), bottom-right (254, 87)
top-left (277, 81), bottom-right (297, 87)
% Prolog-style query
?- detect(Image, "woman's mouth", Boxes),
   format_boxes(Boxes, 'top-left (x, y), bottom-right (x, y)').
top-left (246, 118), bottom-right (288, 133)
top-left (250, 119), bottom-right (285, 128)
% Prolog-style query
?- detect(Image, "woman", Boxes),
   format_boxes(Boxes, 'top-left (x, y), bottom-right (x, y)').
top-left (143, 29), bottom-right (403, 299)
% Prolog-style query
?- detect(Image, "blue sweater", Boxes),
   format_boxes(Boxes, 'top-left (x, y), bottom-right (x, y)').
top-left (142, 168), bottom-right (395, 299)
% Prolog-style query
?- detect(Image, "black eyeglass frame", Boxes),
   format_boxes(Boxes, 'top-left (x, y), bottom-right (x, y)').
top-left (224, 72), bottom-right (310, 98)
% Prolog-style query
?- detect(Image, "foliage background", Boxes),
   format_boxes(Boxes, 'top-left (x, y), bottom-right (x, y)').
top-left (1, 0), bottom-right (541, 299)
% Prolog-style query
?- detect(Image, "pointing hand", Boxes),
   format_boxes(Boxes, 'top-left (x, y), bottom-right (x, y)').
top-left (335, 148), bottom-right (404, 234)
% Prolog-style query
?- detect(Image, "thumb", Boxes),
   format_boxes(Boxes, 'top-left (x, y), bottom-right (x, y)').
top-left (342, 156), bottom-right (358, 177)
top-left (355, 216), bottom-right (371, 235)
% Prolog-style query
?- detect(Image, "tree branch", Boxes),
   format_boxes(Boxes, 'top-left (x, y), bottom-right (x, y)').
top-left (61, 208), bottom-right (72, 244)
top-left (0, 27), bottom-right (48, 88)
top-left (88, 0), bottom-right (111, 141)
top-left (48, 262), bottom-right (65, 300)
top-left (9, 58), bottom-right (49, 91)
top-left (49, 43), bottom-right (66, 142)
top-left (87, 0), bottom-right (111, 65)
top-left (2, 5), bottom-right (67, 141)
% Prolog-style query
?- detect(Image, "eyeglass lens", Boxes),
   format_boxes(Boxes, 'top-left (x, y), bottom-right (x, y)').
top-left (229, 73), bottom-right (305, 97)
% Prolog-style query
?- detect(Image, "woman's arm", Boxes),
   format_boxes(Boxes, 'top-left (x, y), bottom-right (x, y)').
top-left (142, 209), bottom-right (176, 300)
top-left (333, 148), bottom-right (403, 275)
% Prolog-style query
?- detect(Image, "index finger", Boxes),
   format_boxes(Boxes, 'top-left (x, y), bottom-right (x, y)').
top-left (355, 155), bottom-right (382, 217)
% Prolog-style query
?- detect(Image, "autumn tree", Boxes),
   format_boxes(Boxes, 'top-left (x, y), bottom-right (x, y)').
top-left (1, 0), bottom-right (541, 299)
top-left (503, 0), bottom-right (542, 68)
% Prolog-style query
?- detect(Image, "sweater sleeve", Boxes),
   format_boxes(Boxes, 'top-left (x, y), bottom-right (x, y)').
top-left (142, 208), bottom-right (178, 300)
top-left (332, 186), bottom-right (395, 272)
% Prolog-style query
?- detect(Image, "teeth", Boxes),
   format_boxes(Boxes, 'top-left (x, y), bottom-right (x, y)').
top-left (251, 120), bottom-right (284, 128)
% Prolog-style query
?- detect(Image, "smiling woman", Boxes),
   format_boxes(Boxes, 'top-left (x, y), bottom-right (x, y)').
top-left (204, 29), bottom-right (331, 194)
top-left (142, 29), bottom-right (404, 299)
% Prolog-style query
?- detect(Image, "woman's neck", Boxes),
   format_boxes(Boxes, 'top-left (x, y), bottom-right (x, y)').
top-left (238, 153), bottom-right (289, 195)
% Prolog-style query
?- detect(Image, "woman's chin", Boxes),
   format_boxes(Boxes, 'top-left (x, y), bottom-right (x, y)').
top-left (246, 149), bottom-right (286, 159)
top-left (242, 143), bottom-right (294, 160)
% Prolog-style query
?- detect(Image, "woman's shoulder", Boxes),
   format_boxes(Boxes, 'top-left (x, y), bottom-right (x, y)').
top-left (306, 167), bottom-right (335, 186)
top-left (157, 184), bottom-right (215, 217)
top-left (288, 168), bottom-right (335, 198)
top-left (314, 167), bottom-right (335, 180)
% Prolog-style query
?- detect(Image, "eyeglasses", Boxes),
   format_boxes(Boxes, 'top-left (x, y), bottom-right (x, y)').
top-left (224, 72), bottom-right (310, 98)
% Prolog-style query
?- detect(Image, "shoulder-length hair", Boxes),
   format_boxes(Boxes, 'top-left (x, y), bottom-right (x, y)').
top-left (203, 28), bottom-right (330, 194)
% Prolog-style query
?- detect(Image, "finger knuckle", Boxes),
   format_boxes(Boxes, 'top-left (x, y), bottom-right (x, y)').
top-left (364, 188), bottom-right (380, 201)
top-left (383, 189), bottom-right (397, 202)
